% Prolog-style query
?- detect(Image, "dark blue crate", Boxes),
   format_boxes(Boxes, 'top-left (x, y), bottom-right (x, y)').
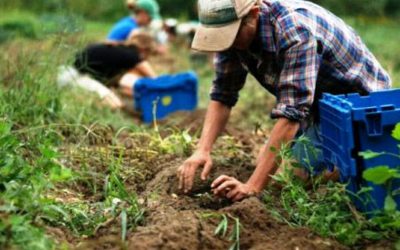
top-left (134, 72), bottom-right (198, 123)
top-left (319, 89), bottom-right (400, 213)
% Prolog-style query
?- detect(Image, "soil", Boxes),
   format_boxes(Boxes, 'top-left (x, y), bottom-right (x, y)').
top-left (73, 152), bottom-right (348, 250)
top-left (126, 162), bottom-right (347, 250)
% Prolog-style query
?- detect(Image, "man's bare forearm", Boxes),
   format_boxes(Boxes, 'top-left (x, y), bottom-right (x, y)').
top-left (197, 101), bottom-right (231, 153)
top-left (247, 118), bottom-right (300, 192)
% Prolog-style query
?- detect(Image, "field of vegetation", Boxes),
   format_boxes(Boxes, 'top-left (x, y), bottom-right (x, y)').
top-left (1, 8), bottom-right (400, 250)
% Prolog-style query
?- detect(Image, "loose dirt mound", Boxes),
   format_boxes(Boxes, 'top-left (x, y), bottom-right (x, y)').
top-left (124, 161), bottom-right (347, 250)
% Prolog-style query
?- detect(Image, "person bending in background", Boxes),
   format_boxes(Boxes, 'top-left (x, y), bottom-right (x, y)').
top-left (57, 33), bottom-right (157, 109)
top-left (177, 0), bottom-right (391, 201)
top-left (107, 0), bottom-right (160, 42)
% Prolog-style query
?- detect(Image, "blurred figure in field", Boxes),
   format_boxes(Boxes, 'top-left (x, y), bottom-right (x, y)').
top-left (108, 0), bottom-right (170, 54)
top-left (107, 0), bottom-right (160, 42)
top-left (57, 33), bottom-right (157, 109)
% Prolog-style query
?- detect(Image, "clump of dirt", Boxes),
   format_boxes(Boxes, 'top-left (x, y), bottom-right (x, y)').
top-left (221, 198), bottom-right (345, 250)
top-left (121, 158), bottom-right (347, 250)
top-left (128, 209), bottom-right (230, 250)
top-left (128, 195), bottom-right (346, 250)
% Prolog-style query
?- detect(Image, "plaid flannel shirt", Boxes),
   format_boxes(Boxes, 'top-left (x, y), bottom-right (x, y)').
top-left (211, 0), bottom-right (391, 122)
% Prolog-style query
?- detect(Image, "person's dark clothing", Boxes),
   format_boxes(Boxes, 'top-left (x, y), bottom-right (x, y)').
top-left (74, 43), bottom-right (143, 86)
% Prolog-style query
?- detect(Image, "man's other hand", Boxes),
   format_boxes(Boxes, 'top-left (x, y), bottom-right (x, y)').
top-left (177, 151), bottom-right (213, 193)
top-left (211, 175), bottom-right (257, 202)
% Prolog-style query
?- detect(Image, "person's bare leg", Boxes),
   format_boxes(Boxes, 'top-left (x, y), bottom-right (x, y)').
top-left (76, 75), bottom-right (123, 109)
top-left (119, 70), bottom-right (143, 97)
top-left (119, 60), bottom-right (157, 97)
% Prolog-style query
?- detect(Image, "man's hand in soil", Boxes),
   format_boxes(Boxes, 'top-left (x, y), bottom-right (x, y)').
top-left (211, 175), bottom-right (257, 202)
top-left (177, 150), bottom-right (213, 193)
top-left (177, 101), bottom-right (231, 193)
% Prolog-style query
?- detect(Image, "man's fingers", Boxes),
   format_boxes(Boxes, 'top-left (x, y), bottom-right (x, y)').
top-left (211, 175), bottom-right (231, 189)
top-left (213, 180), bottom-right (237, 195)
top-left (184, 165), bottom-right (195, 193)
top-left (177, 166), bottom-right (184, 190)
top-left (178, 156), bottom-right (210, 193)
top-left (226, 189), bottom-right (239, 199)
top-left (183, 166), bottom-right (190, 192)
top-left (186, 172), bottom-right (194, 193)
top-left (232, 193), bottom-right (245, 202)
top-left (201, 160), bottom-right (212, 180)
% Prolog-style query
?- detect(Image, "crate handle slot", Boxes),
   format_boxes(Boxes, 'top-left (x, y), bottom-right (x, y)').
top-left (381, 105), bottom-right (395, 111)
top-left (365, 113), bottom-right (382, 136)
top-left (365, 107), bottom-right (377, 113)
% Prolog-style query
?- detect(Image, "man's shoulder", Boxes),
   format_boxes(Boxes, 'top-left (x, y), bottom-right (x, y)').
top-left (263, 0), bottom-right (329, 15)
top-left (261, 0), bottom-right (352, 39)
top-left (262, 0), bottom-right (336, 25)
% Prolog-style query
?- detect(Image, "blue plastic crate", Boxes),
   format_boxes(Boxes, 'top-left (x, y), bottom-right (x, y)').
top-left (319, 89), bottom-right (400, 213)
top-left (134, 72), bottom-right (198, 123)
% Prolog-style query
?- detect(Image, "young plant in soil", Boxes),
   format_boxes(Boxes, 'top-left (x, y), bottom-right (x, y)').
top-left (202, 213), bottom-right (242, 250)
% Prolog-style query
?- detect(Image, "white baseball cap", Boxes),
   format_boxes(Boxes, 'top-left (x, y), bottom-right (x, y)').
top-left (192, 0), bottom-right (257, 52)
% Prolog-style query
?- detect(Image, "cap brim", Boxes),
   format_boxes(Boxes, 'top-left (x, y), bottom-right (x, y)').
top-left (191, 19), bottom-right (242, 52)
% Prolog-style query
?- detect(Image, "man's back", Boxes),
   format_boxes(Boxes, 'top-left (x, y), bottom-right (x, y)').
top-left (261, 0), bottom-right (391, 91)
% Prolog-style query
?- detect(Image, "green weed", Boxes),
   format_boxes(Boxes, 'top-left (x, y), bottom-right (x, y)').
top-left (202, 213), bottom-right (242, 250)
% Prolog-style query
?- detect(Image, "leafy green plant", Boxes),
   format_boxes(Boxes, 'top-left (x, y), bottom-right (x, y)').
top-left (155, 129), bottom-right (194, 156)
top-left (0, 119), bottom-right (74, 248)
top-left (359, 123), bottom-right (400, 230)
top-left (0, 215), bottom-right (53, 250)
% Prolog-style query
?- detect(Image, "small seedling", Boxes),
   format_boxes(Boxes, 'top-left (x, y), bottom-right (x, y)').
top-left (214, 214), bottom-right (228, 237)
top-left (228, 217), bottom-right (241, 250)
top-left (203, 213), bottom-right (241, 250)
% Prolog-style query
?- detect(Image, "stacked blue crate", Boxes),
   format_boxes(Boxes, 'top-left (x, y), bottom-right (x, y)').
top-left (319, 89), bottom-right (400, 214)
top-left (134, 72), bottom-right (198, 123)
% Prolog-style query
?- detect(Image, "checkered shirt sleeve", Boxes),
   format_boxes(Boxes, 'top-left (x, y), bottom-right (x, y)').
top-left (271, 25), bottom-right (320, 121)
top-left (210, 50), bottom-right (248, 107)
